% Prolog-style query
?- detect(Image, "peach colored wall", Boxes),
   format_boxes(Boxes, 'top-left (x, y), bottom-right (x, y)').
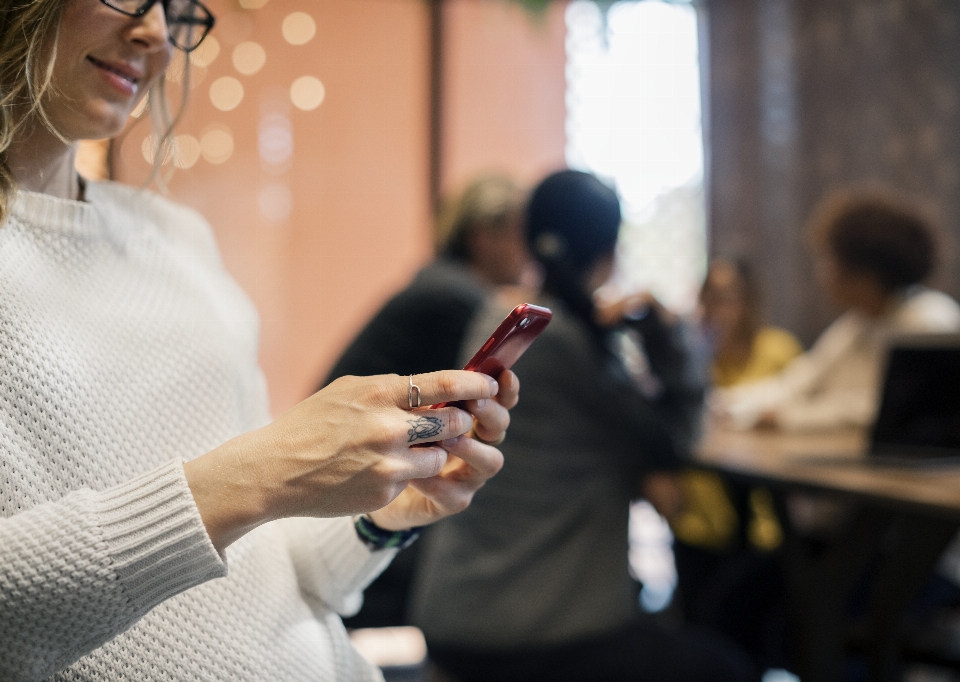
top-left (116, 0), bottom-right (567, 416)
top-left (441, 0), bottom-right (568, 194)
top-left (117, 0), bottom-right (432, 415)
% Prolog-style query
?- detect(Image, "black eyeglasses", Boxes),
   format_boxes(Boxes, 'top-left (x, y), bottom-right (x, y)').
top-left (99, 0), bottom-right (216, 53)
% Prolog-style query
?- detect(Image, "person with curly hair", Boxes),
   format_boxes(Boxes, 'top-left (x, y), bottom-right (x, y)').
top-left (716, 189), bottom-right (960, 431)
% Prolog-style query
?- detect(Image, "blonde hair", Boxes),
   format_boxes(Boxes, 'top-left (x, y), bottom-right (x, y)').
top-left (436, 175), bottom-right (524, 261)
top-left (0, 0), bottom-right (186, 225)
top-left (142, 54), bottom-right (188, 191)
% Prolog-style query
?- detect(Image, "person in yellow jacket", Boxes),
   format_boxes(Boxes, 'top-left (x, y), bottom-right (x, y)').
top-left (674, 259), bottom-right (802, 555)
top-left (666, 258), bottom-right (801, 671)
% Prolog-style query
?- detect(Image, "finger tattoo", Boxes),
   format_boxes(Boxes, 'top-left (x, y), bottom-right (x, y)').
top-left (407, 416), bottom-right (443, 442)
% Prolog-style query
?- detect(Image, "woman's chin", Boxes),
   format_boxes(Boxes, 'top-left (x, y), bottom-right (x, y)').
top-left (56, 103), bottom-right (134, 143)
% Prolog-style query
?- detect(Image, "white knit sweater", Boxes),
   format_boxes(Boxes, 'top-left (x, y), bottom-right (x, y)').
top-left (0, 183), bottom-right (394, 682)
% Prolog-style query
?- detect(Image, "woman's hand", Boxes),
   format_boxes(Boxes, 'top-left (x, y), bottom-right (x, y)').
top-left (368, 370), bottom-right (518, 530)
top-left (184, 370), bottom-right (508, 553)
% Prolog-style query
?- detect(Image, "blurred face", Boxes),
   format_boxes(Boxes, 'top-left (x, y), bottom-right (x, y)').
top-left (814, 252), bottom-right (890, 314)
top-left (700, 262), bottom-right (748, 342)
top-left (469, 210), bottom-right (532, 286)
top-left (44, 0), bottom-right (173, 141)
top-left (584, 252), bottom-right (615, 294)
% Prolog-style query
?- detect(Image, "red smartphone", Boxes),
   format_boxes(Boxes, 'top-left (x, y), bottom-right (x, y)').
top-left (462, 303), bottom-right (553, 378)
top-left (431, 303), bottom-right (552, 410)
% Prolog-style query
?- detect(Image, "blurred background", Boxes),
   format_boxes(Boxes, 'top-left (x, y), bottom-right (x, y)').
top-left (79, 0), bottom-right (960, 420)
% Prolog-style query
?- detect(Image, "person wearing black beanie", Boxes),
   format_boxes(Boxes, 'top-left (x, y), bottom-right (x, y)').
top-left (527, 170), bottom-right (622, 351)
top-left (527, 169), bottom-right (622, 273)
top-left (411, 170), bottom-right (756, 682)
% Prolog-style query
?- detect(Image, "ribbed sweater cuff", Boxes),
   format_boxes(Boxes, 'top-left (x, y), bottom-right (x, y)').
top-left (315, 516), bottom-right (397, 595)
top-left (281, 516), bottom-right (396, 615)
top-left (91, 459), bottom-right (227, 612)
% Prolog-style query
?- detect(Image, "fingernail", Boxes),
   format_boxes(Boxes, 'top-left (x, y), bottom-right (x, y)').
top-left (441, 437), bottom-right (460, 448)
top-left (487, 377), bottom-right (499, 394)
top-left (475, 399), bottom-right (486, 410)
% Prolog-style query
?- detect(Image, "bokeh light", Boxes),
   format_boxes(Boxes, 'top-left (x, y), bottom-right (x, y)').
top-left (259, 113), bottom-right (293, 171)
top-left (290, 76), bottom-right (325, 111)
top-left (200, 125), bottom-right (235, 164)
top-left (140, 136), bottom-right (173, 166)
top-left (190, 36), bottom-right (221, 68)
top-left (258, 183), bottom-right (293, 222)
top-left (282, 12), bottom-right (316, 45)
top-left (209, 76), bottom-right (245, 111)
top-left (233, 42), bottom-right (267, 76)
top-left (174, 134), bottom-right (202, 169)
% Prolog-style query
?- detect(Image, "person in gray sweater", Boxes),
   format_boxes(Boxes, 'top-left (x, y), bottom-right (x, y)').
top-left (410, 170), bottom-right (755, 682)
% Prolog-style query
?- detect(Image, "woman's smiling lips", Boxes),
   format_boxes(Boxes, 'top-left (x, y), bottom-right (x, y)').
top-left (87, 55), bottom-right (142, 97)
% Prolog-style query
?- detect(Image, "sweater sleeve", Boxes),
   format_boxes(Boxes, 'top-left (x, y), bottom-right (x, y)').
top-left (0, 459), bottom-right (226, 680)
top-left (277, 516), bottom-right (397, 617)
top-left (775, 389), bottom-right (876, 431)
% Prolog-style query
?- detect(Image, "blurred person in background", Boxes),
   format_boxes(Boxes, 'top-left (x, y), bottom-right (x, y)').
top-left (322, 174), bottom-right (530, 628)
top-left (410, 170), bottom-right (755, 682)
top-left (700, 259), bottom-right (803, 389)
top-left (714, 189), bottom-right (960, 431)
top-left (324, 174), bottom-right (530, 384)
top-left (713, 191), bottom-right (960, 646)
top-left (666, 258), bottom-right (802, 671)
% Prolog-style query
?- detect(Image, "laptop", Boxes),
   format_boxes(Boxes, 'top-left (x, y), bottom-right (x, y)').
top-left (866, 333), bottom-right (960, 465)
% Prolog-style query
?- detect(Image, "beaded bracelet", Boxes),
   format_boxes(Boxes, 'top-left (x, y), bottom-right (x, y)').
top-left (354, 514), bottom-right (423, 551)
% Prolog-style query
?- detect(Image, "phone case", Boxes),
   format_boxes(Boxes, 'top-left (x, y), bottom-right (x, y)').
top-left (462, 303), bottom-right (553, 378)
top-left (427, 304), bottom-right (552, 411)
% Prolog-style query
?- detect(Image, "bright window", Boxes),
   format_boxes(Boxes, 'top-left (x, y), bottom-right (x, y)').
top-left (566, 0), bottom-right (707, 611)
top-left (565, 0), bottom-right (706, 313)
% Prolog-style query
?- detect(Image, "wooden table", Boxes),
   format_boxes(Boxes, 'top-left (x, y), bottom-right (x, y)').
top-left (695, 425), bottom-right (960, 682)
top-left (698, 426), bottom-right (960, 520)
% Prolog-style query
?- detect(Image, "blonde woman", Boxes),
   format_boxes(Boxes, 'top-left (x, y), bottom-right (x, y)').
top-left (0, 2), bottom-right (517, 680)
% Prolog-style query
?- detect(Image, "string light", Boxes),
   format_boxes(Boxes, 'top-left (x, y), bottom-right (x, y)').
top-left (200, 125), bottom-right (235, 164)
top-left (290, 76), bottom-right (325, 111)
top-left (209, 76), bottom-right (245, 111)
top-left (233, 41), bottom-right (267, 76)
top-left (258, 183), bottom-right (293, 222)
top-left (190, 36), bottom-right (221, 68)
top-left (282, 12), bottom-right (316, 45)
top-left (173, 134), bottom-right (202, 169)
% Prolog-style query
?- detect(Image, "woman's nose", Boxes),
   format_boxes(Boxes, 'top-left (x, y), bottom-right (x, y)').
top-left (129, 1), bottom-right (170, 52)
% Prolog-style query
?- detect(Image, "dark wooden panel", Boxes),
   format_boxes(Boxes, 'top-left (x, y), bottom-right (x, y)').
top-left (707, 0), bottom-right (960, 344)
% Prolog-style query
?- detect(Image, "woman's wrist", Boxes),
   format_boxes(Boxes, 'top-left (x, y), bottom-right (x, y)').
top-left (183, 439), bottom-right (272, 554)
top-left (366, 508), bottom-right (415, 532)
top-left (354, 514), bottom-right (422, 551)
